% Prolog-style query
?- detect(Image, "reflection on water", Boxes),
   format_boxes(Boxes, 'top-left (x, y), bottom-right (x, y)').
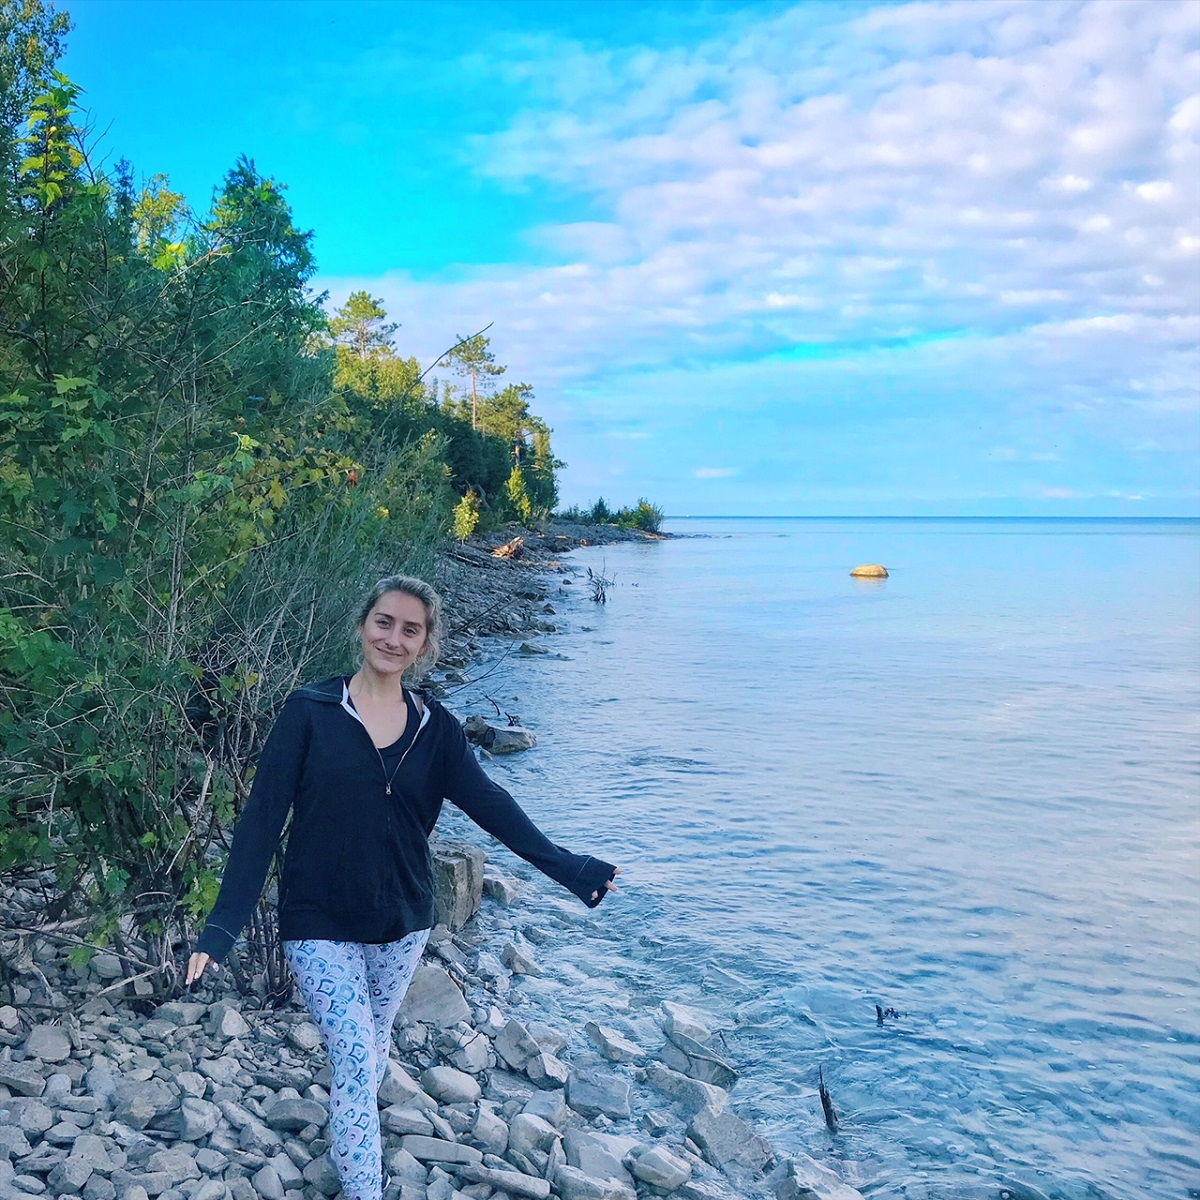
top-left (441, 518), bottom-right (1200, 1200)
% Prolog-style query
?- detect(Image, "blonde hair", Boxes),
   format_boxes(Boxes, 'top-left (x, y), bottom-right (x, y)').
top-left (355, 574), bottom-right (442, 679)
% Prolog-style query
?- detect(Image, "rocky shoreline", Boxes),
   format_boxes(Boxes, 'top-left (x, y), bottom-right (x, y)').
top-left (0, 521), bottom-right (865, 1200)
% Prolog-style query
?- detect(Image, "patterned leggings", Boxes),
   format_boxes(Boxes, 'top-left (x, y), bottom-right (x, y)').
top-left (284, 932), bottom-right (430, 1200)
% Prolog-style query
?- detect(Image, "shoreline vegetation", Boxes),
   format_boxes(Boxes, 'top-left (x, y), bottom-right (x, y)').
top-left (0, 525), bottom-right (865, 1200)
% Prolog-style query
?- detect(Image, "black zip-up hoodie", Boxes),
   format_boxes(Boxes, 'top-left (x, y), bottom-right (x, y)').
top-left (195, 676), bottom-right (616, 961)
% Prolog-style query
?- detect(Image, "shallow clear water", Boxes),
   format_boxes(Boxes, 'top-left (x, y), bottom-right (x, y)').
top-left (442, 518), bottom-right (1200, 1199)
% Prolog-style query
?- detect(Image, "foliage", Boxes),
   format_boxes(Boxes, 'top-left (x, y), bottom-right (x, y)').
top-left (615, 498), bottom-right (664, 532)
top-left (504, 465), bottom-right (533, 525)
top-left (328, 290), bottom-right (398, 359)
top-left (438, 332), bottom-right (504, 429)
top-left (452, 488), bottom-right (481, 542)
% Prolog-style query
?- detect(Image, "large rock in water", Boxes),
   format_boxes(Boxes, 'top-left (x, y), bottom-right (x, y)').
top-left (398, 964), bottom-right (470, 1028)
top-left (431, 839), bottom-right (486, 930)
top-left (463, 715), bottom-right (538, 754)
top-left (849, 563), bottom-right (888, 578)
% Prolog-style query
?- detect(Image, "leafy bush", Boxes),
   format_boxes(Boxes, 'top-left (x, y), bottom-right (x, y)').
top-left (615, 498), bottom-right (665, 533)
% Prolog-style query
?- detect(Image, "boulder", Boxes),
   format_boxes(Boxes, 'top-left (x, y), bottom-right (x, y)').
top-left (565, 1071), bottom-right (631, 1120)
top-left (661, 1001), bottom-right (713, 1046)
top-left (494, 1020), bottom-right (541, 1071)
top-left (644, 1064), bottom-right (728, 1115)
top-left (553, 1164), bottom-right (637, 1200)
top-left (584, 1023), bottom-right (645, 1065)
top-left (687, 1104), bottom-right (774, 1173)
top-left (431, 840), bottom-right (487, 931)
top-left (768, 1154), bottom-right (868, 1200)
top-left (24, 1024), bottom-right (72, 1063)
top-left (398, 965), bottom-right (470, 1028)
top-left (155, 1002), bottom-right (207, 1027)
top-left (48, 1156), bottom-right (94, 1194)
top-left (660, 1031), bottom-right (739, 1089)
top-left (420, 1066), bottom-right (480, 1105)
top-left (849, 564), bottom-right (888, 578)
top-left (398, 1135), bottom-right (482, 1167)
top-left (264, 1096), bottom-right (327, 1132)
top-left (0, 1060), bottom-right (47, 1097)
top-left (628, 1144), bottom-right (692, 1189)
top-left (463, 716), bottom-right (538, 754)
top-left (206, 1003), bottom-right (250, 1040)
top-left (458, 1162), bottom-right (550, 1199)
top-left (564, 1131), bottom-right (636, 1187)
top-left (378, 1061), bottom-right (435, 1110)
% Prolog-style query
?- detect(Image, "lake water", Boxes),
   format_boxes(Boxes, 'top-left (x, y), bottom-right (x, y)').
top-left (442, 517), bottom-right (1200, 1200)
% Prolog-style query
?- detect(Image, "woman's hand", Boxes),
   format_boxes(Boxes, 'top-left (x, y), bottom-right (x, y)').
top-left (186, 952), bottom-right (217, 987)
top-left (591, 866), bottom-right (622, 903)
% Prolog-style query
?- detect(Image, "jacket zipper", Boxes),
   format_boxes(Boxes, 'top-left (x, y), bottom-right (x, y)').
top-left (340, 682), bottom-right (428, 795)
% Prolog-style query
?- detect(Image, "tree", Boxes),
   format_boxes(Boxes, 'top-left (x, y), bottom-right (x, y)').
top-left (0, 0), bottom-right (70, 189)
top-left (439, 333), bottom-right (505, 430)
top-left (329, 290), bottom-right (398, 359)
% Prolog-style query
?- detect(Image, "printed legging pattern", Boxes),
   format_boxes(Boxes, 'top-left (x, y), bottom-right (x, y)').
top-left (284, 933), bottom-right (429, 1200)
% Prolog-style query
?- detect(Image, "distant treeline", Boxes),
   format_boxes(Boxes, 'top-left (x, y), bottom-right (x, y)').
top-left (0, 1), bottom-right (633, 981)
top-left (559, 497), bottom-right (664, 533)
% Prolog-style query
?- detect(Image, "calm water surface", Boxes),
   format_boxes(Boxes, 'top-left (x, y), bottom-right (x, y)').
top-left (442, 518), bottom-right (1200, 1200)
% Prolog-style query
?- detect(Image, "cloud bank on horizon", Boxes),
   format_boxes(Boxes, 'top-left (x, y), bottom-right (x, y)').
top-left (319, 0), bottom-right (1198, 515)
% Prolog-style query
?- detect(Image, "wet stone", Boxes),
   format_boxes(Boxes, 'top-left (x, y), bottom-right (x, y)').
top-left (565, 1071), bottom-right (632, 1120)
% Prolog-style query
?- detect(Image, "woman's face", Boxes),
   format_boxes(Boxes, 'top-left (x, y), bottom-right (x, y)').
top-left (359, 590), bottom-right (430, 678)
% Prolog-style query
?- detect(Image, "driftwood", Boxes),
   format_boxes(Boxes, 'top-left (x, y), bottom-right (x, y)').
top-left (818, 1065), bottom-right (838, 1131)
top-left (493, 536), bottom-right (525, 559)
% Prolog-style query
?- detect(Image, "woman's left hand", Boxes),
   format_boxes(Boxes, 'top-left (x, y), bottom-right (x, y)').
top-left (591, 866), bottom-right (622, 903)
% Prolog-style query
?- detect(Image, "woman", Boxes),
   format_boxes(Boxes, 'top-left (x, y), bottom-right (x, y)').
top-left (186, 574), bottom-right (620, 1200)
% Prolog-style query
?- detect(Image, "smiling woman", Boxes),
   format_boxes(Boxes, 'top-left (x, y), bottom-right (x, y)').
top-left (186, 574), bottom-right (621, 1200)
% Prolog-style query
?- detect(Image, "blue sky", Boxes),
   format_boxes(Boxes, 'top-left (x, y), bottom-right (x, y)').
top-left (64, 0), bottom-right (1199, 515)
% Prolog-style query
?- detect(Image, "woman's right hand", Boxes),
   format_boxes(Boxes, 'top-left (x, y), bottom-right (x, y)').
top-left (186, 952), bottom-right (217, 987)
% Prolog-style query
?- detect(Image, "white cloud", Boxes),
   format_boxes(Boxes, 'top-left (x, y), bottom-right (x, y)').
top-left (321, 0), bottom-right (1200, 509)
top-left (694, 467), bottom-right (738, 479)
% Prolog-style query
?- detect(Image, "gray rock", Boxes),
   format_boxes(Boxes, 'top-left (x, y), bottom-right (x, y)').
top-left (526, 1052), bottom-right (569, 1089)
top-left (82, 1174), bottom-right (118, 1200)
top-left (173, 1097), bottom-right (221, 1142)
top-left (564, 1131), bottom-right (635, 1187)
top-left (48, 1157), bottom-right (95, 1194)
top-left (767, 1154), bottom-right (867, 1200)
top-left (398, 1136), bottom-right (482, 1166)
top-left (193, 1148), bottom-right (227, 1175)
top-left (447, 1030), bottom-right (490, 1074)
top-left (420, 1066), bottom-right (480, 1105)
top-left (553, 1164), bottom-right (637, 1200)
top-left (268, 1151), bottom-right (304, 1188)
top-left (378, 1062), bottom-right (434, 1111)
top-left (301, 1153), bottom-right (340, 1196)
top-left (469, 1106), bottom-right (508, 1156)
top-left (252, 1165), bottom-right (284, 1200)
top-left (432, 841), bottom-right (487, 931)
top-left (43, 1119), bottom-right (87, 1146)
top-left (0, 1005), bottom-right (18, 1030)
top-left (660, 1032), bottom-right (739, 1090)
top-left (687, 1104), bottom-right (774, 1173)
top-left (508, 1113), bottom-right (559, 1158)
top-left (155, 1002), bottom-right (207, 1028)
top-left (286, 1024), bottom-right (322, 1053)
top-left (462, 716), bottom-right (537, 754)
top-left (5, 1097), bottom-right (55, 1136)
top-left (644, 1065), bottom-right (728, 1116)
top-left (88, 953), bottom-right (124, 982)
top-left (584, 1023), bottom-right (645, 1065)
top-left (0, 1124), bottom-right (34, 1159)
top-left (494, 1020), bottom-right (540, 1071)
top-left (0, 1062), bottom-right (47, 1098)
top-left (661, 1002), bottom-right (713, 1046)
top-left (175, 1072), bottom-right (206, 1099)
top-left (398, 966), bottom-right (470, 1029)
top-left (206, 1005), bottom-right (250, 1041)
top-left (70, 1134), bottom-right (115, 1174)
top-left (24, 1025), bottom-right (72, 1063)
top-left (381, 1106), bottom-right (434, 1137)
top-left (112, 1080), bottom-right (178, 1130)
top-left (457, 1162), bottom-right (550, 1199)
top-left (482, 871), bottom-right (520, 906)
top-left (195, 1058), bottom-right (242, 1088)
top-left (146, 1148), bottom-right (200, 1185)
top-left (85, 1064), bottom-right (118, 1104)
top-left (264, 1097), bottom-right (327, 1132)
top-left (189, 1183), bottom-right (227, 1200)
top-left (502, 943), bottom-right (542, 977)
top-left (522, 1089), bottom-right (568, 1127)
top-left (629, 1145), bottom-right (692, 1189)
top-left (238, 1116), bottom-right (283, 1156)
top-left (565, 1071), bottom-right (631, 1120)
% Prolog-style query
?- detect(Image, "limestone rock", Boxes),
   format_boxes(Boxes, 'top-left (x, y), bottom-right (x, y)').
top-left (463, 716), bottom-right (538, 754)
top-left (469, 1106), bottom-right (508, 1155)
top-left (458, 1162), bottom-right (550, 1199)
top-left (628, 1143), bottom-right (692, 1189)
top-left (849, 564), bottom-right (888, 578)
top-left (398, 965), bottom-right (471, 1028)
top-left (264, 1096), bottom-right (327, 1132)
top-left (24, 1024), bottom-right (72, 1063)
top-left (420, 1066), bottom-right (481, 1105)
top-left (526, 1052), bottom-right (569, 1089)
top-left (432, 840), bottom-right (487, 931)
top-left (687, 1104), bottom-right (774, 1173)
top-left (398, 1135), bottom-right (483, 1166)
top-left (0, 1060), bottom-right (47, 1097)
top-left (661, 1001), bottom-right (713, 1046)
top-left (302, 1152), bottom-right (341, 1195)
top-left (564, 1130), bottom-right (636, 1186)
top-left (378, 1061), bottom-right (435, 1111)
top-left (206, 1003), bottom-right (250, 1040)
top-left (509, 1112), bottom-right (560, 1158)
top-left (644, 1064), bottom-right (728, 1115)
top-left (502, 942), bottom-right (542, 977)
top-left (768, 1154), bottom-right (867, 1200)
top-left (565, 1071), bottom-right (631, 1120)
top-left (287, 1023), bottom-right (322, 1053)
top-left (553, 1164), bottom-right (637, 1200)
top-left (584, 1023), bottom-right (645, 1065)
top-left (7, 1096), bottom-right (56, 1135)
top-left (381, 1105), bottom-right (434, 1136)
top-left (155, 1002), bottom-right (207, 1027)
top-left (494, 1020), bottom-right (541, 1071)
top-left (660, 1031), bottom-right (739, 1090)
top-left (483, 870), bottom-right (521, 906)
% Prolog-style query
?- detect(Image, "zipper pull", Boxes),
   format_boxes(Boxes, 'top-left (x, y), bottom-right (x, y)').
top-left (385, 784), bottom-right (392, 796)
